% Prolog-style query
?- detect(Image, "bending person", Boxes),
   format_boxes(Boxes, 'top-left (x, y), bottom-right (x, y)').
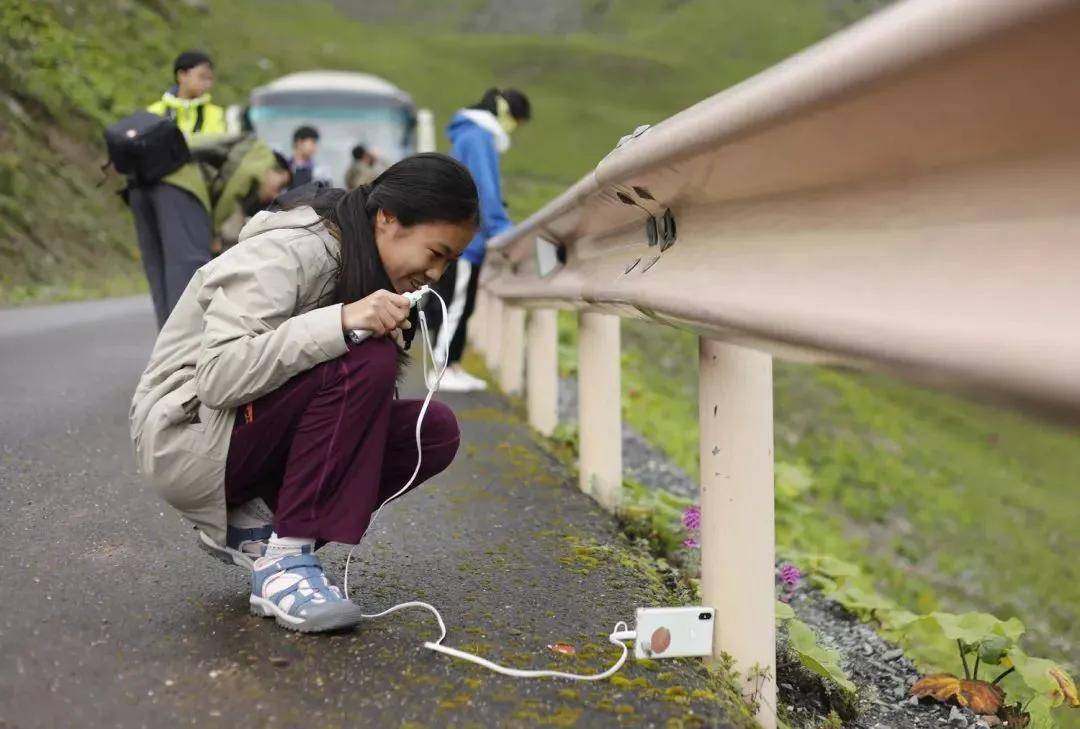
top-left (130, 154), bottom-right (478, 632)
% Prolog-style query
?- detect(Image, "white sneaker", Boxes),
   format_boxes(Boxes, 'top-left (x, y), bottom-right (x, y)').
top-left (457, 368), bottom-right (488, 391)
top-left (438, 365), bottom-right (487, 392)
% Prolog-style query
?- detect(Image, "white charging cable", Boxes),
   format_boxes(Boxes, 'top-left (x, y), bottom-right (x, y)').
top-left (342, 285), bottom-right (636, 680)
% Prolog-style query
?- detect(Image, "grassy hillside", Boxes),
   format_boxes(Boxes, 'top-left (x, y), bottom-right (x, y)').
top-left (2, 0), bottom-right (852, 302)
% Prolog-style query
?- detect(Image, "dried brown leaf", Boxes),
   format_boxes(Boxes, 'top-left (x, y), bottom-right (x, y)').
top-left (911, 673), bottom-right (1004, 714)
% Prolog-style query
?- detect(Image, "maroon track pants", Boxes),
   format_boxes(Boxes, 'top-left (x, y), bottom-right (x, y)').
top-left (224, 337), bottom-right (460, 544)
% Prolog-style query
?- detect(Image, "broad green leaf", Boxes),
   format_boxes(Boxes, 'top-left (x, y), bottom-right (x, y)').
top-left (809, 574), bottom-right (838, 594)
top-left (1023, 694), bottom-right (1057, 729)
top-left (787, 618), bottom-right (856, 695)
top-left (775, 601), bottom-right (795, 622)
top-left (807, 554), bottom-right (862, 580)
top-left (977, 635), bottom-right (1009, 667)
top-left (929, 612), bottom-right (1025, 644)
top-left (879, 609), bottom-right (919, 634)
top-left (1010, 649), bottom-right (1067, 707)
top-left (832, 584), bottom-right (896, 618)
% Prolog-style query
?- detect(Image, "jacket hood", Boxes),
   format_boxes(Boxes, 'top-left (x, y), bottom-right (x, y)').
top-left (238, 206), bottom-right (329, 244)
top-left (447, 109), bottom-right (510, 153)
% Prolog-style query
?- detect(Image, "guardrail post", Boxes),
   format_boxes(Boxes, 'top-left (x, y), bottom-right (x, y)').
top-left (526, 309), bottom-right (558, 436)
top-left (577, 311), bottom-right (622, 511)
top-left (485, 295), bottom-right (504, 372)
top-left (698, 338), bottom-right (775, 728)
top-left (469, 289), bottom-right (488, 354)
top-left (499, 305), bottom-right (526, 395)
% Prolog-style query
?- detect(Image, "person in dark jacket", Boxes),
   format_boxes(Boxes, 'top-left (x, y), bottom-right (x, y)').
top-left (287, 126), bottom-right (331, 190)
top-left (429, 88), bottom-right (531, 391)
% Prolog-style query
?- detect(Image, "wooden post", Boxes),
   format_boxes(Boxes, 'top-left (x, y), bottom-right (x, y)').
top-left (698, 338), bottom-right (776, 728)
top-left (577, 311), bottom-right (622, 511)
top-left (499, 305), bottom-right (526, 395)
top-left (526, 309), bottom-right (558, 435)
top-left (484, 295), bottom-right (504, 372)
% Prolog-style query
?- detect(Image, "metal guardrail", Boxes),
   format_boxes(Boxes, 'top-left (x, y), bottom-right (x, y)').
top-left (466, 0), bottom-right (1080, 725)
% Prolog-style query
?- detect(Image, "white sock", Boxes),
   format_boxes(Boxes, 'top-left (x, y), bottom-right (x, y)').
top-left (227, 497), bottom-right (273, 529)
top-left (263, 533), bottom-right (316, 560)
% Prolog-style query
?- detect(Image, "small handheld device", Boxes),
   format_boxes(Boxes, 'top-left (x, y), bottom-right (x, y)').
top-left (403, 285), bottom-right (430, 307)
top-left (348, 286), bottom-right (431, 345)
top-left (633, 606), bottom-right (715, 659)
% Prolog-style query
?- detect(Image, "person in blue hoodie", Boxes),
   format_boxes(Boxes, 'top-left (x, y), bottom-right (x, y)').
top-left (431, 88), bottom-right (531, 391)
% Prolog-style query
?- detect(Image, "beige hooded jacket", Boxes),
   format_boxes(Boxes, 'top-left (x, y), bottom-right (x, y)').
top-left (129, 206), bottom-right (348, 545)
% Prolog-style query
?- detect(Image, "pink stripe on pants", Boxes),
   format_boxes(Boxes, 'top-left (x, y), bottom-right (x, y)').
top-left (224, 337), bottom-right (460, 544)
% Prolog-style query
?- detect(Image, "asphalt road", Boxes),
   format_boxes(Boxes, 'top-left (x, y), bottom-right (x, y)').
top-left (0, 296), bottom-right (731, 729)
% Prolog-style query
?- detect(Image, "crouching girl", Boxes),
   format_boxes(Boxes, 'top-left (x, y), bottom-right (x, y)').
top-left (130, 154), bottom-right (478, 632)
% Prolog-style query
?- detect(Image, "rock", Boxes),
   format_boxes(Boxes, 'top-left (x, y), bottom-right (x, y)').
top-left (908, 695), bottom-right (921, 706)
top-left (978, 716), bottom-right (1002, 728)
top-left (948, 705), bottom-right (970, 728)
top-left (882, 648), bottom-right (904, 661)
top-left (268, 656), bottom-right (290, 668)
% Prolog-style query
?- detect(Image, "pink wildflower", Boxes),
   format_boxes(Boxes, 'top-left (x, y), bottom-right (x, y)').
top-left (683, 538), bottom-right (700, 549)
top-left (682, 505), bottom-right (701, 531)
top-left (779, 563), bottom-right (802, 587)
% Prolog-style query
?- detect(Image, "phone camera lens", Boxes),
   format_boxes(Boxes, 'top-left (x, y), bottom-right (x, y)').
top-left (699, 612), bottom-right (712, 621)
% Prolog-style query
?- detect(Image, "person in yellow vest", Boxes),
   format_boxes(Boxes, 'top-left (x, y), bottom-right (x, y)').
top-left (132, 51), bottom-right (290, 329)
top-left (147, 50), bottom-right (226, 137)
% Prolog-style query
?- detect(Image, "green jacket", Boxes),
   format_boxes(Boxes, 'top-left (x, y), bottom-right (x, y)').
top-left (147, 92), bottom-right (226, 137)
top-left (159, 134), bottom-right (279, 235)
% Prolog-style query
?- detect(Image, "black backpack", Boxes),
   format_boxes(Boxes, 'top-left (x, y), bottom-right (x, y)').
top-left (103, 110), bottom-right (190, 186)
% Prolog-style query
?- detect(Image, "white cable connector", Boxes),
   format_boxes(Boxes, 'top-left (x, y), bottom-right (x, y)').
top-left (342, 286), bottom-right (637, 681)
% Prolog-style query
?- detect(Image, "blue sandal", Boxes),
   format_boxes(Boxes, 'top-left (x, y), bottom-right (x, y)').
top-left (249, 553), bottom-right (365, 633)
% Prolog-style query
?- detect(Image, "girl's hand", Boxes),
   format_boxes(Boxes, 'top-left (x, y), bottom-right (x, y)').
top-left (341, 290), bottom-right (412, 336)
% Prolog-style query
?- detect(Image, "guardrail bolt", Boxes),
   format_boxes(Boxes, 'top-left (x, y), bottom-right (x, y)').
top-left (659, 209), bottom-right (677, 250)
top-left (646, 217), bottom-right (659, 247)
